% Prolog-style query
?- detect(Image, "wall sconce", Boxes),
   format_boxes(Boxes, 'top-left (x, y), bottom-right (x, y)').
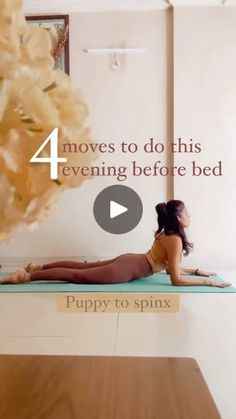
top-left (111, 51), bottom-right (122, 70)
top-left (83, 47), bottom-right (148, 71)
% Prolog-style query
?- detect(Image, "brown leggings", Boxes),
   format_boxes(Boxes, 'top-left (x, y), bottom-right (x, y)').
top-left (30, 253), bottom-right (153, 284)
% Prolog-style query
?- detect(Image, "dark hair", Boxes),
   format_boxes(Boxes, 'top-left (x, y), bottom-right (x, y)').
top-left (154, 200), bottom-right (194, 256)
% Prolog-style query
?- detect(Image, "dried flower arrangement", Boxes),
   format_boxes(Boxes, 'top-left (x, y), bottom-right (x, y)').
top-left (0, 0), bottom-right (98, 241)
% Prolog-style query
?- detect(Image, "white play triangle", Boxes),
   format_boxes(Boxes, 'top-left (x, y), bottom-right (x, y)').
top-left (110, 200), bottom-right (128, 219)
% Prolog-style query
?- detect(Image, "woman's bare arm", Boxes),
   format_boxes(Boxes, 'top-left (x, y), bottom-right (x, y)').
top-left (167, 267), bottom-right (217, 277)
top-left (180, 267), bottom-right (196, 275)
top-left (165, 236), bottom-right (231, 287)
top-left (166, 267), bottom-right (195, 275)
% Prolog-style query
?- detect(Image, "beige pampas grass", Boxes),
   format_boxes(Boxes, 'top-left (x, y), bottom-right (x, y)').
top-left (0, 0), bottom-right (98, 241)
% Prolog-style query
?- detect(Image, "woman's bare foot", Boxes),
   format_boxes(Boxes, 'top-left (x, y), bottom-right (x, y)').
top-left (24, 263), bottom-right (43, 273)
top-left (0, 268), bottom-right (31, 284)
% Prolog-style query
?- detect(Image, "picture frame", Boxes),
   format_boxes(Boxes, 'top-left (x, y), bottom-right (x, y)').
top-left (26, 15), bottom-right (70, 75)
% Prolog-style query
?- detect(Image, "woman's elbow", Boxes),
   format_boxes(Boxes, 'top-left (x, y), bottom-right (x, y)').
top-left (170, 276), bottom-right (182, 286)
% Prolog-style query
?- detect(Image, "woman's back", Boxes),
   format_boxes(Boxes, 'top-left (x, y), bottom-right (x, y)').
top-left (146, 231), bottom-right (182, 273)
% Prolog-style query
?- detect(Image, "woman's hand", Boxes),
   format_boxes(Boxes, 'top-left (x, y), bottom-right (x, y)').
top-left (203, 279), bottom-right (231, 288)
top-left (197, 270), bottom-right (217, 277)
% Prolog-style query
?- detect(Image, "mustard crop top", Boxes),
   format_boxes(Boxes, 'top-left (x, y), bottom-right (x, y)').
top-left (147, 234), bottom-right (182, 273)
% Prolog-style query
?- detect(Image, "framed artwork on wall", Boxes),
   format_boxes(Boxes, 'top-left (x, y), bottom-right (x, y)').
top-left (26, 15), bottom-right (70, 75)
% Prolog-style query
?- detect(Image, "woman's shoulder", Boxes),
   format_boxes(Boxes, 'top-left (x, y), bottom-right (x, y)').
top-left (155, 231), bottom-right (181, 242)
top-left (156, 232), bottom-right (182, 251)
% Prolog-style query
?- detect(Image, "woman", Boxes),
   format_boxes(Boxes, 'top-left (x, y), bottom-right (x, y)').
top-left (0, 200), bottom-right (231, 287)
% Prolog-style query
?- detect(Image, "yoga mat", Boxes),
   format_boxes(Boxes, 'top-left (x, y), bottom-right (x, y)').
top-left (0, 272), bottom-right (235, 293)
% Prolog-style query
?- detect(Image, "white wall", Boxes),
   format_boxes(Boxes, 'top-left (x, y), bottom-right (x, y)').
top-left (174, 6), bottom-right (236, 267)
top-left (2, 6), bottom-right (236, 268)
top-left (0, 11), bottom-right (168, 264)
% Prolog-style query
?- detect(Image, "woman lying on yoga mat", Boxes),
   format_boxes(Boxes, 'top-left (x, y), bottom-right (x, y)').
top-left (0, 199), bottom-right (231, 287)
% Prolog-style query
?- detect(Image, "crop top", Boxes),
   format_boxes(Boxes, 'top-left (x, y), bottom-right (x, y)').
top-left (145, 233), bottom-right (182, 274)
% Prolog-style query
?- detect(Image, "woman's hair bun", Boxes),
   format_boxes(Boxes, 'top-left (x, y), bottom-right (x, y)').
top-left (155, 202), bottom-right (167, 216)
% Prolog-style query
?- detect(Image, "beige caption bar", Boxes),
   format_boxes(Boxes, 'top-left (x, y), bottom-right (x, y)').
top-left (57, 293), bottom-right (179, 313)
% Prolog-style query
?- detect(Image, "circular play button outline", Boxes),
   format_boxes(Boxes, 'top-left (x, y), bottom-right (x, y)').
top-left (93, 185), bottom-right (143, 234)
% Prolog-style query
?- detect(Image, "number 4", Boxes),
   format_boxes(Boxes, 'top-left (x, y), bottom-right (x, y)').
top-left (30, 128), bottom-right (67, 179)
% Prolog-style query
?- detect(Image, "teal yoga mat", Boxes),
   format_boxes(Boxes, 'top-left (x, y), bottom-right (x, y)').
top-left (0, 272), bottom-right (235, 293)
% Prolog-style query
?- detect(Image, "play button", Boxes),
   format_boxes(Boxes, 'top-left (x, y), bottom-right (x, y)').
top-left (93, 185), bottom-right (143, 234)
top-left (110, 201), bottom-right (128, 219)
